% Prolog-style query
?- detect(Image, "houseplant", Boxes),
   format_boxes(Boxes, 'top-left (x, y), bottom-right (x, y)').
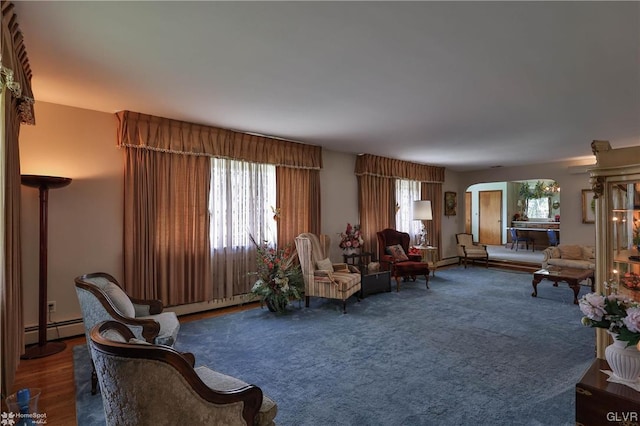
top-left (579, 289), bottom-right (640, 381)
top-left (249, 236), bottom-right (303, 314)
top-left (339, 223), bottom-right (364, 252)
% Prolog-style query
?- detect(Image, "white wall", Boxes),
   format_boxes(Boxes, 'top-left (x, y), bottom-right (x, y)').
top-left (19, 101), bottom-right (122, 341)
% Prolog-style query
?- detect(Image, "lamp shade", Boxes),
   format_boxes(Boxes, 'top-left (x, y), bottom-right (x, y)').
top-left (412, 200), bottom-right (433, 220)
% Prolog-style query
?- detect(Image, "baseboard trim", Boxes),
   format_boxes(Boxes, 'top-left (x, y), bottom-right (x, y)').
top-left (24, 319), bottom-right (85, 345)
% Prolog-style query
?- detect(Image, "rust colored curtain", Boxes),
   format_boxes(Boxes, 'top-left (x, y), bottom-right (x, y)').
top-left (355, 154), bottom-right (444, 183)
top-left (276, 167), bottom-right (321, 249)
top-left (355, 154), bottom-right (445, 258)
top-left (123, 149), bottom-right (212, 306)
top-left (357, 174), bottom-right (396, 256)
top-left (117, 111), bottom-right (322, 305)
top-left (1, 0), bottom-right (35, 398)
top-left (117, 110), bottom-right (322, 170)
top-left (421, 182), bottom-right (443, 258)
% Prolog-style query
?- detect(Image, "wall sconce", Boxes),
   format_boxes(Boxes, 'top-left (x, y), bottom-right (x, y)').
top-left (412, 200), bottom-right (433, 247)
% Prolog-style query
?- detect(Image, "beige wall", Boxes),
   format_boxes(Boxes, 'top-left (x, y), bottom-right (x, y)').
top-left (20, 101), bottom-right (122, 341)
top-left (320, 150), bottom-right (359, 262)
top-left (17, 100), bottom-right (597, 340)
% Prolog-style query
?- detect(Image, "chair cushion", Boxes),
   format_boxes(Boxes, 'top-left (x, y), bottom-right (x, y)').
top-left (330, 272), bottom-right (361, 293)
top-left (386, 244), bottom-right (409, 262)
top-left (463, 247), bottom-right (488, 258)
top-left (194, 366), bottom-right (278, 426)
top-left (103, 282), bottom-right (136, 318)
top-left (316, 258), bottom-right (334, 272)
top-left (139, 311), bottom-right (180, 346)
top-left (394, 261), bottom-right (429, 275)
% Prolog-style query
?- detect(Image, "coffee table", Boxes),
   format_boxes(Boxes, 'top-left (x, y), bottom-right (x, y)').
top-left (532, 267), bottom-right (594, 304)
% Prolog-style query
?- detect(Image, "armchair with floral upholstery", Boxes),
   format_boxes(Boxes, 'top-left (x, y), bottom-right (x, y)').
top-left (90, 321), bottom-right (277, 425)
top-left (376, 228), bottom-right (430, 291)
top-left (295, 233), bottom-right (361, 313)
top-left (75, 272), bottom-right (180, 394)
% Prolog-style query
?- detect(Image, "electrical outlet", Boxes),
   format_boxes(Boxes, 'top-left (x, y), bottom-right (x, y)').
top-left (47, 301), bottom-right (56, 313)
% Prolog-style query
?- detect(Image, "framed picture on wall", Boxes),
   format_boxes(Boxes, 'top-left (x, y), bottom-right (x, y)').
top-left (445, 191), bottom-right (457, 216)
top-left (582, 189), bottom-right (596, 224)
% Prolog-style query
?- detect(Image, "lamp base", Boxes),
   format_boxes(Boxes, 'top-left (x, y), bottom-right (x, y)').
top-left (21, 341), bottom-right (66, 359)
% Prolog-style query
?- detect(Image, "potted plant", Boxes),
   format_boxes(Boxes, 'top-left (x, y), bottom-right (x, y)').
top-left (249, 235), bottom-right (303, 314)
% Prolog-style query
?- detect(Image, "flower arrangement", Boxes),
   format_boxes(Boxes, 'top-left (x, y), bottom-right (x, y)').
top-left (579, 287), bottom-right (640, 348)
top-left (249, 235), bottom-right (303, 314)
top-left (339, 223), bottom-right (364, 250)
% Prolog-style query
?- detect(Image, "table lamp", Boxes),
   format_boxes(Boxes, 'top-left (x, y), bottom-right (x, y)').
top-left (412, 200), bottom-right (433, 247)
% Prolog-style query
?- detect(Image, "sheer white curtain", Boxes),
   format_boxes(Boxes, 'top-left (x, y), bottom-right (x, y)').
top-left (209, 158), bottom-right (276, 297)
top-left (395, 179), bottom-right (421, 241)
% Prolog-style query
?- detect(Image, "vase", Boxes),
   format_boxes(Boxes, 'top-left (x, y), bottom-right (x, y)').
top-left (343, 248), bottom-right (360, 256)
top-left (605, 333), bottom-right (640, 382)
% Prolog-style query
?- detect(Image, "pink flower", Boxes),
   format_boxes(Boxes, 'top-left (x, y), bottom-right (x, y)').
top-left (345, 241), bottom-right (352, 247)
top-left (624, 307), bottom-right (640, 333)
top-left (579, 293), bottom-right (606, 321)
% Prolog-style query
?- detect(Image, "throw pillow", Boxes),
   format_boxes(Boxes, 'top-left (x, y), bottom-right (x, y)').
top-left (559, 244), bottom-right (583, 260)
top-left (581, 246), bottom-right (595, 260)
top-left (386, 244), bottom-right (409, 262)
top-left (103, 282), bottom-right (136, 318)
top-left (316, 258), bottom-right (334, 272)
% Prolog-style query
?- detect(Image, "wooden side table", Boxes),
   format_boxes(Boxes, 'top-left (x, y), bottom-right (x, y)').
top-left (413, 246), bottom-right (438, 276)
top-left (342, 252), bottom-right (373, 270)
top-left (576, 358), bottom-right (640, 425)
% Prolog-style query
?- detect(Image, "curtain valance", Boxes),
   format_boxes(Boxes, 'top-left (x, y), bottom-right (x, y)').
top-left (354, 153), bottom-right (444, 183)
top-left (116, 110), bottom-right (322, 170)
top-left (1, 0), bottom-right (35, 124)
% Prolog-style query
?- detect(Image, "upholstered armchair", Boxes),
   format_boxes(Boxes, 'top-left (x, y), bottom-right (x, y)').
top-left (295, 233), bottom-right (361, 313)
top-left (90, 321), bottom-right (278, 426)
top-left (376, 228), bottom-right (430, 291)
top-left (75, 272), bottom-right (180, 394)
top-left (455, 233), bottom-right (489, 268)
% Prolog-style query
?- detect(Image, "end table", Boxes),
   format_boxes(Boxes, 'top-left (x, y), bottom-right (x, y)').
top-left (413, 246), bottom-right (438, 276)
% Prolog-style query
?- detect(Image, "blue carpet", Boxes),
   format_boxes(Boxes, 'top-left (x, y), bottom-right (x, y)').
top-left (75, 266), bottom-right (595, 425)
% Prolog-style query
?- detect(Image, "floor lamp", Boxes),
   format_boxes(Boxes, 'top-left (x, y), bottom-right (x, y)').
top-left (21, 174), bottom-right (72, 359)
top-left (412, 200), bottom-right (433, 247)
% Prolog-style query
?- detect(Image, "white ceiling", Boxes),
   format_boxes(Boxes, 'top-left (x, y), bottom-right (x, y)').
top-left (11, 1), bottom-right (640, 171)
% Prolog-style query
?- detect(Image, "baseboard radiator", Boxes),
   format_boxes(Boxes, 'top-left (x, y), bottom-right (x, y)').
top-left (24, 294), bottom-right (253, 344)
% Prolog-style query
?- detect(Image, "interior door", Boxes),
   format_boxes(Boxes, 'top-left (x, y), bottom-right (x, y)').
top-left (465, 192), bottom-right (472, 233)
top-left (479, 190), bottom-right (502, 245)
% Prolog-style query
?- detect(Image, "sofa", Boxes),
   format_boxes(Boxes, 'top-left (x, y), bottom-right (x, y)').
top-left (541, 244), bottom-right (595, 270)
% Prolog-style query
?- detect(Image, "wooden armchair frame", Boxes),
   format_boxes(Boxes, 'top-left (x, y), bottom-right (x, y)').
top-left (90, 321), bottom-right (263, 425)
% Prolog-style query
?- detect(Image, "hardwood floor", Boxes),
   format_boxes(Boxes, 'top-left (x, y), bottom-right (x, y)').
top-left (6, 302), bottom-right (259, 426)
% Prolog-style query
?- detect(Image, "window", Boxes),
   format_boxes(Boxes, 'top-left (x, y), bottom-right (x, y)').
top-left (527, 198), bottom-right (550, 219)
top-left (395, 179), bottom-right (421, 239)
top-left (209, 158), bottom-right (276, 249)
